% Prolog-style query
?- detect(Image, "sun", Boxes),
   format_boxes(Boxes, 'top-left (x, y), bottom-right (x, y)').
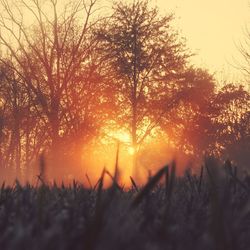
top-left (109, 130), bottom-right (131, 144)
top-left (127, 146), bottom-right (135, 155)
top-left (109, 131), bottom-right (137, 156)
top-left (85, 125), bottom-right (149, 187)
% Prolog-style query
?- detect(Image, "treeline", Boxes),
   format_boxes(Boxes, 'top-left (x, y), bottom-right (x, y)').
top-left (0, 0), bottom-right (249, 180)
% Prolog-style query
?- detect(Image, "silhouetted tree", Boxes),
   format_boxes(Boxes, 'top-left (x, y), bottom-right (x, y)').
top-left (236, 26), bottom-right (250, 87)
top-left (97, 0), bottom-right (189, 170)
top-left (0, 0), bottom-right (104, 174)
top-left (0, 62), bottom-right (29, 179)
top-left (214, 84), bottom-right (250, 167)
top-left (175, 81), bottom-right (250, 168)
top-left (161, 68), bottom-right (217, 158)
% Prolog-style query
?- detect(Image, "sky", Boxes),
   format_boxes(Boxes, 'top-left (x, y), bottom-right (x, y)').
top-left (2, 0), bottom-right (249, 83)
top-left (154, 0), bottom-right (250, 83)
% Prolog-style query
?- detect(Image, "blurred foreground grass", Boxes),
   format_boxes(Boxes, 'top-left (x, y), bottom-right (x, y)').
top-left (0, 158), bottom-right (250, 250)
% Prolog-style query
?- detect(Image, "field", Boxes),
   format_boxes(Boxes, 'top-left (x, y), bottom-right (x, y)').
top-left (0, 158), bottom-right (250, 250)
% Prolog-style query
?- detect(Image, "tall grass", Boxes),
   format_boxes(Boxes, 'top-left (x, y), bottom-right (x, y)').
top-left (0, 158), bottom-right (250, 250)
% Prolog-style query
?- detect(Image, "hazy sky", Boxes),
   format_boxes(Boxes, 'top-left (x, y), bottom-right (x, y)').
top-left (154, 0), bottom-right (249, 82)
top-left (4, 0), bottom-right (249, 83)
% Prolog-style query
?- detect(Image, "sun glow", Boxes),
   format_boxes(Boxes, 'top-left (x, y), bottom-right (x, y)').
top-left (127, 146), bottom-right (135, 155)
top-left (81, 128), bottom-right (136, 187)
top-left (108, 130), bottom-right (131, 144)
top-left (105, 129), bottom-right (136, 155)
top-left (82, 123), bottom-right (159, 188)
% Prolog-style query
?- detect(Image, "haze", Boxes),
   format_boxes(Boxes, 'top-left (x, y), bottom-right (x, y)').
top-left (155, 0), bottom-right (249, 83)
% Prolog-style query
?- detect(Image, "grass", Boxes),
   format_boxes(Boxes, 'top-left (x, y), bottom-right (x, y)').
top-left (0, 158), bottom-right (250, 250)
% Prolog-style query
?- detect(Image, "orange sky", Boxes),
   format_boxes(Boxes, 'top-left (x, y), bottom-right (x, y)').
top-left (154, 0), bottom-right (249, 84)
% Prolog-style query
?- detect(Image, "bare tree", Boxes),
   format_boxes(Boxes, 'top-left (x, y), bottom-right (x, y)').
top-left (0, 0), bottom-right (103, 171)
top-left (235, 26), bottom-right (250, 89)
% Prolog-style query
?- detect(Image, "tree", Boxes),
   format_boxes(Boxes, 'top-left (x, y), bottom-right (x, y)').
top-left (0, 0), bottom-right (104, 174)
top-left (175, 81), bottom-right (250, 168)
top-left (235, 26), bottom-right (250, 88)
top-left (0, 63), bottom-right (24, 173)
top-left (161, 68), bottom-right (217, 158)
top-left (97, 0), bottom-right (189, 171)
top-left (214, 84), bottom-right (250, 167)
top-left (0, 59), bottom-right (49, 181)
